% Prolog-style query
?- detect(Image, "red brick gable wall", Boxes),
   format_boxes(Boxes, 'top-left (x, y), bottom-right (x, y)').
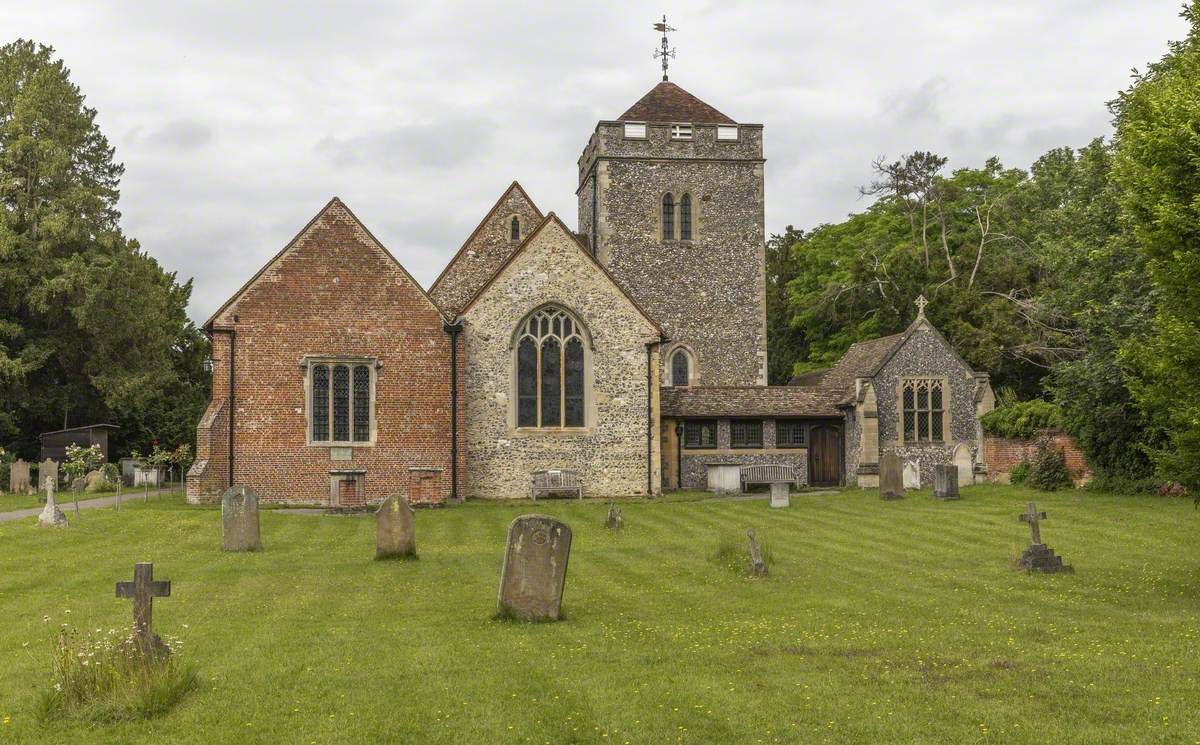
top-left (192, 200), bottom-right (461, 506)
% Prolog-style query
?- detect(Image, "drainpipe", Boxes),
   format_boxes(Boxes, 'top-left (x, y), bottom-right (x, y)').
top-left (443, 317), bottom-right (463, 503)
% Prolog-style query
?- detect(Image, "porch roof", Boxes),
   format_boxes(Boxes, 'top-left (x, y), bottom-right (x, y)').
top-left (661, 386), bottom-right (844, 419)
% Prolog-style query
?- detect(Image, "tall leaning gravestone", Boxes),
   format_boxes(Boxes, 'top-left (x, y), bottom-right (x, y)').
top-left (497, 515), bottom-right (572, 622)
top-left (879, 451), bottom-right (904, 500)
top-left (375, 494), bottom-right (416, 559)
top-left (221, 486), bottom-right (262, 552)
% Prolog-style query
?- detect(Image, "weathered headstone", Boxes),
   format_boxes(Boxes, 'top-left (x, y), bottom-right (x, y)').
top-left (115, 562), bottom-right (172, 658)
top-left (497, 515), bottom-right (572, 621)
top-left (902, 461), bottom-right (921, 490)
top-left (9, 459), bottom-right (31, 494)
top-left (221, 486), bottom-right (262, 552)
top-left (39, 459), bottom-right (58, 494)
top-left (84, 469), bottom-right (107, 493)
top-left (604, 501), bottom-right (623, 530)
top-left (953, 444), bottom-right (975, 487)
top-left (746, 528), bottom-right (768, 577)
top-left (1016, 502), bottom-right (1072, 573)
top-left (769, 482), bottom-right (790, 508)
top-left (37, 477), bottom-right (67, 528)
top-left (375, 494), bottom-right (416, 559)
top-left (879, 451), bottom-right (904, 500)
top-left (933, 464), bottom-right (960, 500)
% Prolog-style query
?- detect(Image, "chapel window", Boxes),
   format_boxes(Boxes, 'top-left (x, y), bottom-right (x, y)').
top-left (683, 419), bottom-right (717, 449)
top-left (680, 194), bottom-right (692, 240)
top-left (515, 307), bottom-right (587, 429)
top-left (730, 419), bottom-right (764, 449)
top-left (901, 378), bottom-right (946, 444)
top-left (670, 348), bottom-right (691, 387)
top-left (309, 361), bottom-right (374, 444)
top-left (776, 419), bottom-right (807, 448)
top-left (662, 194), bottom-right (675, 240)
top-left (510, 216), bottom-right (520, 242)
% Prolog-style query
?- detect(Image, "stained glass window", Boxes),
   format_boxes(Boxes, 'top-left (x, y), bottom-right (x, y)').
top-left (540, 337), bottom-right (561, 427)
top-left (515, 307), bottom-right (588, 428)
top-left (671, 349), bottom-right (689, 387)
top-left (517, 338), bottom-right (538, 427)
top-left (565, 338), bottom-right (584, 427)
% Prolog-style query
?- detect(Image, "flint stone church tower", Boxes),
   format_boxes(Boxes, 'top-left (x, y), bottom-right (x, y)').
top-left (577, 82), bottom-right (767, 387)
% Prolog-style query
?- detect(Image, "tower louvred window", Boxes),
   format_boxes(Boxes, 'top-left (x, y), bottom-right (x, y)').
top-left (515, 307), bottom-right (588, 429)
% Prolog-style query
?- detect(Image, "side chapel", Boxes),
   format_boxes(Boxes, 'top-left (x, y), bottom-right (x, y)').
top-left (187, 69), bottom-right (994, 506)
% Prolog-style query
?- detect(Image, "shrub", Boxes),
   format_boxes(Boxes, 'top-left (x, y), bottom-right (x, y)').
top-left (1009, 461), bottom-right (1030, 485)
top-left (981, 399), bottom-right (1063, 440)
top-left (1084, 473), bottom-right (1162, 495)
top-left (1027, 440), bottom-right (1074, 492)
top-left (35, 624), bottom-right (197, 723)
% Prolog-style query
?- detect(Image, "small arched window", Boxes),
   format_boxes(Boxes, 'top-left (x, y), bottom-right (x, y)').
top-left (679, 194), bottom-right (692, 240)
top-left (670, 349), bottom-right (690, 387)
top-left (516, 307), bottom-right (587, 428)
top-left (510, 216), bottom-right (520, 242)
top-left (661, 194), bottom-right (675, 240)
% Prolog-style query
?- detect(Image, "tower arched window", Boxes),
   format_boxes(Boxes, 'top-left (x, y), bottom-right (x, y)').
top-left (680, 194), bottom-right (692, 240)
top-left (670, 348), bottom-right (691, 387)
top-left (516, 307), bottom-right (587, 428)
top-left (510, 216), bottom-right (520, 242)
top-left (661, 194), bottom-right (675, 240)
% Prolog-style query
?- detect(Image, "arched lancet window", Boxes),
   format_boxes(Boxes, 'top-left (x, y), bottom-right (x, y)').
top-left (510, 216), bottom-right (520, 242)
top-left (670, 348), bottom-right (691, 387)
top-left (516, 307), bottom-right (587, 428)
top-left (680, 194), bottom-right (692, 240)
top-left (661, 194), bottom-right (675, 240)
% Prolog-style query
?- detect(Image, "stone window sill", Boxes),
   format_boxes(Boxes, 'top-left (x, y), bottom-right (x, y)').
top-left (510, 427), bottom-right (593, 438)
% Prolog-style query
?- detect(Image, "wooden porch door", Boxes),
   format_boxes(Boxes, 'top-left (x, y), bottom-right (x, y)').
top-left (808, 424), bottom-right (842, 487)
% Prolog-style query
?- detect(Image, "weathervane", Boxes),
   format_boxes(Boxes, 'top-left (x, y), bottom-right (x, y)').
top-left (653, 15), bottom-right (676, 81)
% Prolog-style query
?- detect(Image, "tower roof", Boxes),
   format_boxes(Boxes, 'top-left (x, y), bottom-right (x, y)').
top-left (617, 81), bottom-right (735, 124)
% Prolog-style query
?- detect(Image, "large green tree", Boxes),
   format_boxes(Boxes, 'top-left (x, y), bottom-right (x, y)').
top-left (0, 39), bottom-right (208, 457)
top-left (1110, 1), bottom-right (1200, 490)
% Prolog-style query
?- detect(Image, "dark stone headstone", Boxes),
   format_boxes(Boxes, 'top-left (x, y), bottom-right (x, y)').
top-left (222, 486), bottom-right (262, 552)
top-left (879, 451), bottom-right (904, 500)
top-left (375, 494), bottom-right (416, 559)
top-left (933, 464), bottom-right (960, 500)
top-left (747, 528), bottom-right (768, 577)
top-left (497, 515), bottom-right (572, 621)
top-left (604, 502), bottom-right (623, 531)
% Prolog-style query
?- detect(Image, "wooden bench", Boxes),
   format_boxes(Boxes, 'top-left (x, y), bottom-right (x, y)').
top-left (740, 465), bottom-right (797, 508)
top-left (531, 469), bottom-right (582, 500)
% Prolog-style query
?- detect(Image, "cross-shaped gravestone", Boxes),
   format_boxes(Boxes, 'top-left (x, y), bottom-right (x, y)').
top-left (1019, 502), bottom-right (1047, 545)
top-left (115, 563), bottom-right (172, 656)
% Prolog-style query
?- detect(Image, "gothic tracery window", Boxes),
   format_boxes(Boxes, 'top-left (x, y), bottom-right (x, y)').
top-left (516, 307), bottom-right (586, 428)
top-left (902, 378), bottom-right (945, 443)
top-left (310, 361), bottom-right (374, 443)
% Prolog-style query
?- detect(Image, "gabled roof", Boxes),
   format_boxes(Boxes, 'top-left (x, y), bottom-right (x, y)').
top-left (427, 181), bottom-right (543, 297)
top-left (459, 212), bottom-right (663, 337)
top-left (204, 197), bottom-right (444, 330)
top-left (812, 332), bottom-right (907, 393)
top-left (618, 81), bottom-right (735, 124)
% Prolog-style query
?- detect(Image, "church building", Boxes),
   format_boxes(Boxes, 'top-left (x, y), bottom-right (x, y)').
top-left (187, 74), bottom-right (994, 506)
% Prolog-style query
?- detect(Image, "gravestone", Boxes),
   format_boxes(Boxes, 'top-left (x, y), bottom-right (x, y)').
top-left (769, 482), bottom-right (790, 508)
top-left (604, 502), bottom-right (623, 530)
top-left (84, 469), bottom-right (107, 493)
top-left (953, 444), bottom-right (975, 487)
top-left (221, 486), bottom-right (262, 552)
top-left (1016, 502), bottom-right (1072, 573)
top-left (746, 528), bottom-right (768, 577)
top-left (375, 494), bottom-right (416, 559)
top-left (902, 461), bottom-right (920, 490)
top-left (933, 464), bottom-right (960, 500)
top-left (497, 515), bottom-right (572, 621)
top-left (39, 459), bottom-right (58, 493)
top-left (879, 452), bottom-right (904, 500)
top-left (9, 459), bottom-right (31, 494)
top-left (115, 562), bottom-right (172, 658)
top-left (37, 477), bottom-right (67, 528)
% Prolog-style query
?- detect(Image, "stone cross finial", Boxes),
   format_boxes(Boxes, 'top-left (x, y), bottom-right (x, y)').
top-left (1019, 502), bottom-right (1048, 545)
top-left (914, 294), bottom-right (929, 320)
top-left (115, 562), bottom-right (171, 655)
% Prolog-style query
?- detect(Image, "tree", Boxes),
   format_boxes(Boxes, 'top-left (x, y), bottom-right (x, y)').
top-left (1110, 2), bottom-right (1200, 490)
top-left (0, 40), bottom-right (209, 458)
top-left (765, 226), bottom-right (805, 384)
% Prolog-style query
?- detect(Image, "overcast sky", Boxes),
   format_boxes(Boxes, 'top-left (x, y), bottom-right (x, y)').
top-left (10, 2), bottom-right (1189, 323)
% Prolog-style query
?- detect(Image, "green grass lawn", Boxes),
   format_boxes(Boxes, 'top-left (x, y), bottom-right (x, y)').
top-left (0, 485), bottom-right (1196, 744)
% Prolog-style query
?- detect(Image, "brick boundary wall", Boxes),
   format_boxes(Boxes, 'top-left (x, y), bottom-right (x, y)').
top-left (983, 430), bottom-right (1091, 486)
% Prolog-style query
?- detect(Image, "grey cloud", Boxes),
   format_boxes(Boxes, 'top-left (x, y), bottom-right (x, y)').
top-left (315, 118), bottom-right (494, 171)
